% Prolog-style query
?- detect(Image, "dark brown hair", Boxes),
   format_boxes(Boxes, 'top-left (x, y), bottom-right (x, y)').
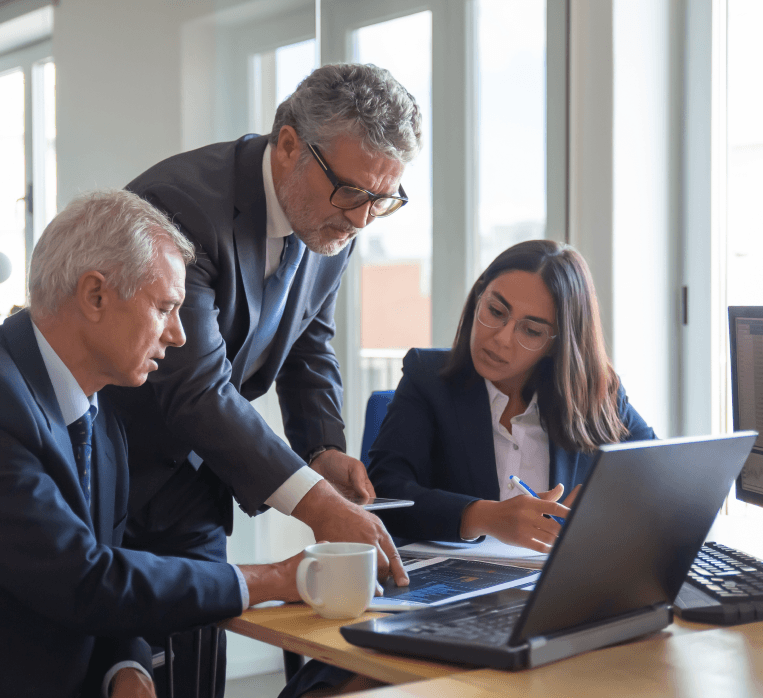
top-left (442, 239), bottom-right (627, 453)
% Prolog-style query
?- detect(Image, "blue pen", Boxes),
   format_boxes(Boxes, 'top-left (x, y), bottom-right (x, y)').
top-left (508, 475), bottom-right (566, 525)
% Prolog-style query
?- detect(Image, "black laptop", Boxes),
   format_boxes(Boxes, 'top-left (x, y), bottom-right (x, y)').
top-left (342, 433), bottom-right (757, 670)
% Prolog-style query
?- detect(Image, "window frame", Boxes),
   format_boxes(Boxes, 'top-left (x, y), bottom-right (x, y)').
top-left (0, 38), bottom-right (53, 313)
top-left (322, 0), bottom-right (567, 454)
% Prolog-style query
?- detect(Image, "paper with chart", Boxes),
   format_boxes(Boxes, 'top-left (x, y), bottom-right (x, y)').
top-left (399, 535), bottom-right (548, 570)
top-left (370, 556), bottom-right (539, 609)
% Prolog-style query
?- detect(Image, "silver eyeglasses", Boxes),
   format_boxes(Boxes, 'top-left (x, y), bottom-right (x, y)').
top-left (476, 293), bottom-right (556, 351)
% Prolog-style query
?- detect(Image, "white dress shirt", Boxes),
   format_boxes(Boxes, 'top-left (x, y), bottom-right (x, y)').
top-left (484, 379), bottom-right (550, 501)
top-left (252, 143), bottom-right (324, 513)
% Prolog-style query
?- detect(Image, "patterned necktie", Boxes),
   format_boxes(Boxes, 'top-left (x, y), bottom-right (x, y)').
top-left (67, 406), bottom-right (96, 508)
top-left (249, 233), bottom-right (306, 360)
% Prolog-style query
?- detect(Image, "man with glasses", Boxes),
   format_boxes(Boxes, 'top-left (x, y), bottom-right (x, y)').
top-left (105, 63), bottom-right (422, 696)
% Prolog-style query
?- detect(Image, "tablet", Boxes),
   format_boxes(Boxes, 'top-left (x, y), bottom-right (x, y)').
top-left (348, 497), bottom-right (414, 511)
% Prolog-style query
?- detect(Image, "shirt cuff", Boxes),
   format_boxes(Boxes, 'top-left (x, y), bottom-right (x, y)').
top-left (103, 661), bottom-right (152, 697)
top-left (264, 465), bottom-right (323, 515)
top-left (232, 563), bottom-right (249, 610)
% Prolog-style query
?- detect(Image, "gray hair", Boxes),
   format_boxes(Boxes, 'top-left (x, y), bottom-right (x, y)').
top-left (28, 189), bottom-right (195, 317)
top-left (268, 63), bottom-right (423, 164)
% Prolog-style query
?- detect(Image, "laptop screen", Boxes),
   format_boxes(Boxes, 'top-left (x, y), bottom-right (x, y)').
top-left (510, 433), bottom-right (756, 644)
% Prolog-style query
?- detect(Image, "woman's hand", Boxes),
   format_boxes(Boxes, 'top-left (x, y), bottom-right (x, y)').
top-left (460, 483), bottom-right (579, 552)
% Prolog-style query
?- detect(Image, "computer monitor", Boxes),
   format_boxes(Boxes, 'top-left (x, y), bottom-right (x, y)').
top-left (728, 306), bottom-right (763, 507)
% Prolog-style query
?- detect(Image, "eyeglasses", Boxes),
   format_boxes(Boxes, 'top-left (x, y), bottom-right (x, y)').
top-left (476, 294), bottom-right (556, 352)
top-left (307, 143), bottom-right (408, 218)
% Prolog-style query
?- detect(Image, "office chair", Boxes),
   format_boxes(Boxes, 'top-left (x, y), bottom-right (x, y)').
top-left (359, 390), bottom-right (395, 468)
top-left (156, 627), bottom-right (220, 698)
top-left (282, 390), bottom-right (395, 683)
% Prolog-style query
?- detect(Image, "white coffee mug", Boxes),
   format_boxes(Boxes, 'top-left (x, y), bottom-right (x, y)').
top-left (296, 542), bottom-right (377, 619)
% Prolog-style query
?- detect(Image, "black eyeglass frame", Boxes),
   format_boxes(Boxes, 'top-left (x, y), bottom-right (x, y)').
top-left (307, 143), bottom-right (408, 218)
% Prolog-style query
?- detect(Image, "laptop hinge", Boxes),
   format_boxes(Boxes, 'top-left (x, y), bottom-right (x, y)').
top-left (525, 605), bottom-right (672, 668)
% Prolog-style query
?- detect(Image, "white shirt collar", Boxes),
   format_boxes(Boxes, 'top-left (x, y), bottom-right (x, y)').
top-left (262, 143), bottom-right (294, 240)
top-left (484, 379), bottom-right (538, 425)
top-left (32, 321), bottom-right (98, 426)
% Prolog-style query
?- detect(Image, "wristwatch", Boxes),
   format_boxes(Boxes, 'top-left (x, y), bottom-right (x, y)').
top-left (307, 445), bottom-right (342, 465)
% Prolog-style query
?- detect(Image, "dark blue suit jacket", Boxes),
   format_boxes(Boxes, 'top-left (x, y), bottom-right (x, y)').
top-left (368, 349), bottom-right (656, 542)
top-left (105, 135), bottom-right (352, 532)
top-left (0, 311), bottom-right (243, 697)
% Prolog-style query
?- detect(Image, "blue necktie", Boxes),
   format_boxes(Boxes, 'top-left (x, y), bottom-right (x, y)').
top-left (187, 235), bottom-right (305, 472)
top-left (250, 234), bottom-right (306, 360)
top-left (67, 406), bottom-right (96, 508)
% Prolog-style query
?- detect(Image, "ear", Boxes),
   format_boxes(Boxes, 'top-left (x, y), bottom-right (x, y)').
top-left (273, 125), bottom-right (301, 170)
top-left (75, 271), bottom-right (110, 322)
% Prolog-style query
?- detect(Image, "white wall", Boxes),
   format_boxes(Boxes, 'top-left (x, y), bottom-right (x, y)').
top-left (53, 0), bottom-right (211, 205)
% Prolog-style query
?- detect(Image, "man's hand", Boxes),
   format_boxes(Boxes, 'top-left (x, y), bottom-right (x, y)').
top-left (110, 667), bottom-right (156, 698)
top-left (310, 449), bottom-right (376, 499)
top-left (460, 483), bottom-right (580, 553)
top-left (292, 480), bottom-right (409, 587)
top-left (239, 551), bottom-right (305, 607)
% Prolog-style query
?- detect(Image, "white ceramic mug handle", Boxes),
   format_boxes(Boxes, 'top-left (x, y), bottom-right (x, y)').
top-left (296, 558), bottom-right (324, 608)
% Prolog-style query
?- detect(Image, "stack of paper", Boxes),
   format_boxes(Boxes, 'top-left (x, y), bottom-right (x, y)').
top-left (400, 536), bottom-right (548, 570)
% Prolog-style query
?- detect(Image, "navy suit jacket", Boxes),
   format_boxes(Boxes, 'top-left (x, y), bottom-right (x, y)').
top-left (0, 311), bottom-right (242, 697)
top-left (105, 135), bottom-right (351, 530)
top-left (368, 349), bottom-right (656, 542)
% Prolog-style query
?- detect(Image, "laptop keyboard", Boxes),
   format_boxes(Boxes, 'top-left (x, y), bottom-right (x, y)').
top-left (399, 603), bottom-right (524, 645)
top-left (676, 542), bottom-right (763, 624)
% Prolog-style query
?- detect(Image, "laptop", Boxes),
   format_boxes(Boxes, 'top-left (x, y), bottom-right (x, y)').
top-left (342, 433), bottom-right (757, 670)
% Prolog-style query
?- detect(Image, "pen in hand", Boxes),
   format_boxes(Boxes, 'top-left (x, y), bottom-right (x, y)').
top-left (508, 476), bottom-right (566, 526)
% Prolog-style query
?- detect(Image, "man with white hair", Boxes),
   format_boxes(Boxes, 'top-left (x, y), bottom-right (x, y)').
top-left (109, 63), bottom-right (423, 695)
top-left (0, 190), bottom-right (304, 698)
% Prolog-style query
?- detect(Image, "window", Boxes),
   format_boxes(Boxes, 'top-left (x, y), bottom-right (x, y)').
top-left (250, 39), bottom-right (316, 134)
top-left (0, 37), bottom-right (56, 321)
top-left (726, 0), bottom-right (763, 311)
top-left (476, 0), bottom-right (547, 272)
top-left (0, 67), bottom-right (25, 319)
top-left (724, 0), bottom-right (763, 519)
top-left (352, 11), bottom-right (433, 399)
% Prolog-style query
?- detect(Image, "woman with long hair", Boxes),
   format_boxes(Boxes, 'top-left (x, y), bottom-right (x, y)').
top-left (368, 240), bottom-right (655, 551)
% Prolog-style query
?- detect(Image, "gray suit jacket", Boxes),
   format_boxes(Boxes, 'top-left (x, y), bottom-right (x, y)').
top-left (106, 135), bottom-right (352, 530)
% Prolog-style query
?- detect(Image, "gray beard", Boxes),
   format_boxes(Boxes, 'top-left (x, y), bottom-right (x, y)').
top-left (276, 162), bottom-right (357, 257)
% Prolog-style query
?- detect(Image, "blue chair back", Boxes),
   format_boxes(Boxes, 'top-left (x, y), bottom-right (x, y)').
top-left (359, 390), bottom-right (395, 467)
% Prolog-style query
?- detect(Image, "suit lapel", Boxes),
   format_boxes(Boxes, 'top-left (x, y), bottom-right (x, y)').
top-left (451, 373), bottom-right (501, 500)
top-left (2, 310), bottom-right (93, 527)
top-left (548, 434), bottom-right (582, 493)
top-left (230, 135), bottom-right (268, 386)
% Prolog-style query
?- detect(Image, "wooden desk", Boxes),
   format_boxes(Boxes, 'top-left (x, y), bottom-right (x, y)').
top-left (223, 604), bottom-right (468, 685)
top-left (223, 602), bottom-right (763, 696)
top-left (223, 518), bottom-right (763, 695)
top-left (340, 622), bottom-right (763, 697)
